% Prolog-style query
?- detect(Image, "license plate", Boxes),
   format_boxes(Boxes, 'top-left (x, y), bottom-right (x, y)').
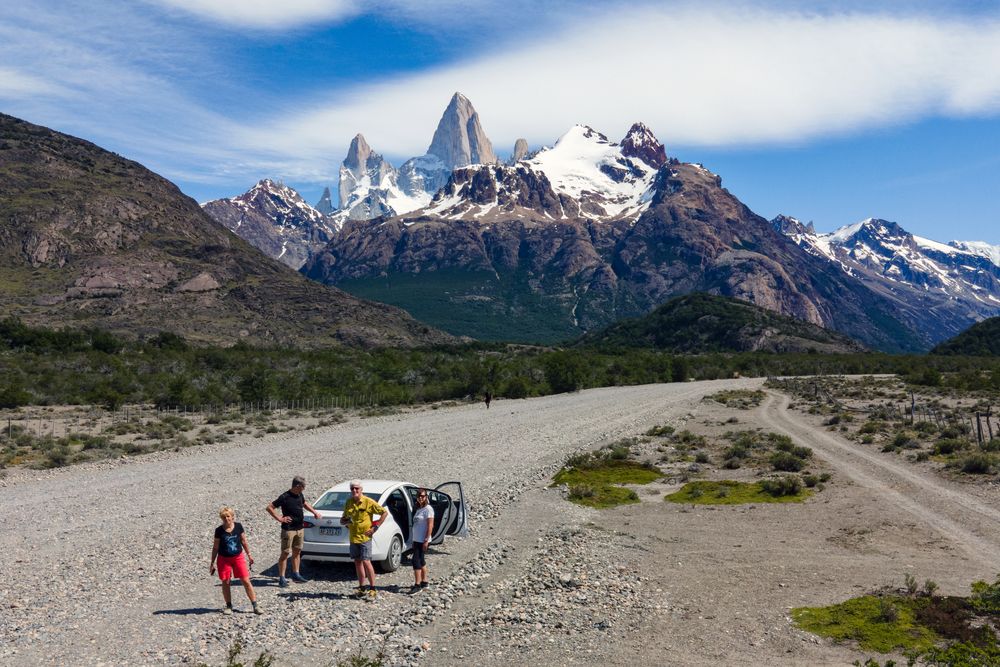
top-left (319, 526), bottom-right (341, 536)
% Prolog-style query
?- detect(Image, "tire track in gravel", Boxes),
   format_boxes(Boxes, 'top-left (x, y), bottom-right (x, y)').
top-left (0, 380), bottom-right (753, 666)
top-left (759, 391), bottom-right (1000, 569)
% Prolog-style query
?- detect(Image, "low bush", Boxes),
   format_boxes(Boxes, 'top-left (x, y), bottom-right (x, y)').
top-left (770, 452), bottom-right (805, 472)
top-left (958, 453), bottom-right (995, 475)
top-left (932, 438), bottom-right (966, 456)
top-left (760, 475), bottom-right (802, 497)
top-left (970, 576), bottom-right (1000, 614)
top-left (859, 421), bottom-right (882, 435)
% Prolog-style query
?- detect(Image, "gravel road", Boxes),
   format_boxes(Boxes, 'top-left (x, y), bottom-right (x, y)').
top-left (0, 379), bottom-right (750, 666)
top-left (759, 390), bottom-right (1000, 571)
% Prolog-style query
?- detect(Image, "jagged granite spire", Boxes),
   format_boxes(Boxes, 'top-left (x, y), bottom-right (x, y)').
top-left (426, 92), bottom-right (496, 168)
top-left (338, 133), bottom-right (397, 217)
top-left (315, 186), bottom-right (335, 216)
top-left (512, 138), bottom-right (529, 162)
top-left (620, 122), bottom-right (667, 169)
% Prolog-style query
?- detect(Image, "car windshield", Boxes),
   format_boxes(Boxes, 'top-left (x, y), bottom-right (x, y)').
top-left (313, 490), bottom-right (381, 511)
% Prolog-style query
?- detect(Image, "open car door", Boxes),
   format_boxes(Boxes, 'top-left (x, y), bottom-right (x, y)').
top-left (434, 481), bottom-right (469, 538)
top-left (426, 488), bottom-right (453, 545)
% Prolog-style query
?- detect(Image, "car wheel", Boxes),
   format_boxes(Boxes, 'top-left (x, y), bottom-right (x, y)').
top-left (378, 535), bottom-right (403, 573)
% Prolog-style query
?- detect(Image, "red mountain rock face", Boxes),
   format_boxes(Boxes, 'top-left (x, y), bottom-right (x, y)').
top-left (0, 113), bottom-right (452, 348)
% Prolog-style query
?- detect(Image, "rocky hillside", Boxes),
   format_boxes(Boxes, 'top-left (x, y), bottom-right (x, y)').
top-left (201, 179), bottom-right (336, 269)
top-left (304, 123), bottom-right (924, 352)
top-left (578, 293), bottom-right (866, 353)
top-left (0, 113), bottom-right (452, 348)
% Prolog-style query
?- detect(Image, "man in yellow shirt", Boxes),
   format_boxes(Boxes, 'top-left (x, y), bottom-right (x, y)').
top-left (340, 480), bottom-right (387, 599)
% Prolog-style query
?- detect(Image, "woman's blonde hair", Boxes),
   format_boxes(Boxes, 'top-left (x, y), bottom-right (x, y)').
top-left (219, 506), bottom-right (234, 519)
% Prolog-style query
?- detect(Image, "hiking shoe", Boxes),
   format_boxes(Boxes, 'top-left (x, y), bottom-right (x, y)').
top-left (366, 588), bottom-right (377, 600)
top-left (353, 586), bottom-right (367, 599)
top-left (420, 581), bottom-right (429, 589)
top-left (278, 577), bottom-right (289, 588)
top-left (252, 602), bottom-right (263, 615)
top-left (222, 606), bottom-right (233, 616)
top-left (408, 584), bottom-right (421, 595)
top-left (290, 572), bottom-right (309, 583)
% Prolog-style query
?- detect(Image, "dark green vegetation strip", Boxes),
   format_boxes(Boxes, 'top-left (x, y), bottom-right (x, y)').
top-left (794, 575), bottom-right (1000, 665)
top-left (3, 318), bottom-right (1000, 411)
top-left (579, 293), bottom-right (864, 353)
top-left (665, 479), bottom-right (811, 504)
top-left (932, 315), bottom-right (1000, 356)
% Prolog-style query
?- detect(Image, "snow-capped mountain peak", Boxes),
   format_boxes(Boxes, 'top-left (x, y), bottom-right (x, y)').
top-left (949, 240), bottom-right (1000, 268)
top-left (233, 179), bottom-right (327, 228)
top-left (525, 124), bottom-right (659, 219)
top-left (201, 179), bottom-right (335, 269)
top-left (620, 122), bottom-right (667, 168)
top-left (773, 215), bottom-right (1000, 311)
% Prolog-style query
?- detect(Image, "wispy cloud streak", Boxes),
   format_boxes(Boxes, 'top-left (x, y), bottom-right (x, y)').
top-left (239, 7), bottom-right (1000, 174)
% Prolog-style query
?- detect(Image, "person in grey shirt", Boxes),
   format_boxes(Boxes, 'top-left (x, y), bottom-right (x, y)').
top-left (408, 488), bottom-right (435, 593)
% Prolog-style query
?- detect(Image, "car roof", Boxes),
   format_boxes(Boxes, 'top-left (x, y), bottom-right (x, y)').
top-left (321, 480), bottom-right (410, 495)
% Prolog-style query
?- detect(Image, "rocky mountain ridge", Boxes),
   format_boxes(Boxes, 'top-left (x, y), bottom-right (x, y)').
top-left (199, 92), bottom-right (996, 351)
top-left (773, 215), bottom-right (1000, 340)
top-left (303, 129), bottom-right (929, 351)
top-left (201, 179), bottom-right (335, 269)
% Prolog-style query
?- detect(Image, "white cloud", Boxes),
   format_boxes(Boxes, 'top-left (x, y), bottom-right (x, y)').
top-left (234, 7), bottom-right (1000, 171)
top-left (0, 67), bottom-right (66, 98)
top-left (149, 0), bottom-right (360, 29)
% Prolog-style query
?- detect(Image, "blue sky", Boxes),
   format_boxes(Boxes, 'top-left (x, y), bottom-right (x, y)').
top-left (2, 0), bottom-right (999, 242)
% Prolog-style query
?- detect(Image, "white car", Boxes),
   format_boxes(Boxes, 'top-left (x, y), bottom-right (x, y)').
top-left (301, 480), bottom-right (468, 572)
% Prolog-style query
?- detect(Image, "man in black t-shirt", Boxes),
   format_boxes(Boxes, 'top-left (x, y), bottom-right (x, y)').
top-left (266, 476), bottom-right (322, 587)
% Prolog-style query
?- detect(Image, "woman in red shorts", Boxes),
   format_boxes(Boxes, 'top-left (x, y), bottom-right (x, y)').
top-left (210, 507), bottom-right (262, 615)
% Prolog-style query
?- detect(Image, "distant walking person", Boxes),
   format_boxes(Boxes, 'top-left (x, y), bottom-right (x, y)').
top-left (267, 476), bottom-right (322, 587)
top-left (341, 480), bottom-right (387, 600)
top-left (409, 488), bottom-right (435, 593)
top-left (210, 507), bottom-right (262, 615)
top-left (484, 390), bottom-right (492, 409)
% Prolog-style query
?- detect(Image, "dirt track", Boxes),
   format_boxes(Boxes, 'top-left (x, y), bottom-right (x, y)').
top-left (3, 380), bottom-right (999, 666)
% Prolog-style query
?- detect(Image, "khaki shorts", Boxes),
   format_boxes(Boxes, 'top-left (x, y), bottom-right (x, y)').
top-left (280, 529), bottom-right (304, 554)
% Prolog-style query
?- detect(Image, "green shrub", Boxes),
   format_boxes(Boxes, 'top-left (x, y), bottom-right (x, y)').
top-left (760, 475), bottom-right (802, 497)
top-left (893, 432), bottom-right (915, 448)
top-left (770, 452), bottom-right (805, 472)
top-left (932, 439), bottom-right (966, 456)
top-left (970, 576), bottom-right (1000, 614)
top-left (859, 421), bottom-right (882, 434)
top-left (645, 424), bottom-right (675, 437)
top-left (959, 453), bottom-right (994, 475)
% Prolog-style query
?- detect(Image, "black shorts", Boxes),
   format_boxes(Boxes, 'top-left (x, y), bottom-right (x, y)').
top-left (411, 542), bottom-right (426, 569)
